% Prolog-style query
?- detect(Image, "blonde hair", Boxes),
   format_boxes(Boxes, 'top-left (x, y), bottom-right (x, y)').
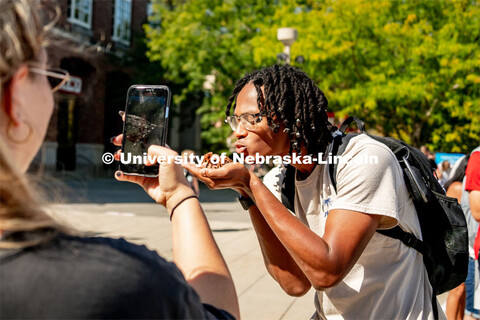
top-left (0, 0), bottom-right (56, 88)
top-left (0, 142), bottom-right (67, 249)
top-left (0, 0), bottom-right (66, 249)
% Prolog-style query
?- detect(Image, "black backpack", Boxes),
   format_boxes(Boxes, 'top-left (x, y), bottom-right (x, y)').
top-left (280, 116), bottom-right (468, 319)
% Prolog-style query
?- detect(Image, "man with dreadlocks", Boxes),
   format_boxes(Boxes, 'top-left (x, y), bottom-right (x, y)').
top-left (184, 65), bottom-right (444, 319)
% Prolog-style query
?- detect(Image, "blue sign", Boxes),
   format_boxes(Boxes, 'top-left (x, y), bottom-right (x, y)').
top-left (435, 153), bottom-right (465, 166)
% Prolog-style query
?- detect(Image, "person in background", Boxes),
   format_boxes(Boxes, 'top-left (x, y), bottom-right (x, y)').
top-left (182, 149), bottom-right (200, 196)
top-left (441, 161), bottom-right (452, 182)
top-left (445, 155), bottom-right (471, 320)
top-left (439, 160), bottom-right (452, 186)
top-left (0, 1), bottom-right (239, 319)
top-left (421, 145), bottom-right (438, 172)
top-left (463, 147), bottom-right (480, 320)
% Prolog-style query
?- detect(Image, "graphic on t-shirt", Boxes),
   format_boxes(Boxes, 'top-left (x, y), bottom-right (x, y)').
top-left (323, 197), bottom-right (332, 217)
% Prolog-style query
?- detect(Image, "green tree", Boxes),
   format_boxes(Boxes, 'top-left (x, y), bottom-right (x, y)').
top-left (145, 0), bottom-right (277, 152)
top-left (146, 0), bottom-right (480, 153)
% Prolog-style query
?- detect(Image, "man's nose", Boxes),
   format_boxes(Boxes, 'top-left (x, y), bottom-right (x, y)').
top-left (234, 121), bottom-right (247, 138)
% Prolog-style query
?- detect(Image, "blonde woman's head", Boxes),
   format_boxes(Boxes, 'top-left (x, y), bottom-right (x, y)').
top-left (0, 0), bottom-right (67, 249)
top-left (0, 0), bottom-right (49, 89)
top-left (1, 0), bottom-right (59, 172)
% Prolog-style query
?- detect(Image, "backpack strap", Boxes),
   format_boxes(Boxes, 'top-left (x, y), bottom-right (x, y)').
top-left (281, 165), bottom-right (296, 212)
top-left (329, 116), bottom-right (367, 192)
top-left (281, 115), bottom-right (441, 318)
top-left (377, 227), bottom-right (426, 255)
top-left (329, 133), bottom-right (360, 193)
top-left (338, 116), bottom-right (366, 134)
top-left (377, 228), bottom-right (438, 318)
top-left (283, 116), bottom-right (365, 200)
top-left (333, 116), bottom-right (440, 318)
top-left (376, 227), bottom-right (435, 296)
top-left (329, 134), bottom-right (343, 192)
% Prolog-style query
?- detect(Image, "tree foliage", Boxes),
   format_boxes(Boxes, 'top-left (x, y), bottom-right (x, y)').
top-left (145, 0), bottom-right (277, 152)
top-left (146, 0), bottom-right (479, 153)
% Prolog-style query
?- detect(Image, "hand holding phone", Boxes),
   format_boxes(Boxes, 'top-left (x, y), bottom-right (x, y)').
top-left (115, 145), bottom-right (195, 208)
top-left (120, 85), bottom-right (171, 176)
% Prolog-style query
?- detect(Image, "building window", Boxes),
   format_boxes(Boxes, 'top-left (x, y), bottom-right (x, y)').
top-left (147, 1), bottom-right (161, 27)
top-left (68, 0), bottom-right (93, 29)
top-left (112, 0), bottom-right (132, 45)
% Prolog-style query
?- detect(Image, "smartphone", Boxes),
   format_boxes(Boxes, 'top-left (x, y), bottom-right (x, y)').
top-left (120, 85), bottom-right (171, 177)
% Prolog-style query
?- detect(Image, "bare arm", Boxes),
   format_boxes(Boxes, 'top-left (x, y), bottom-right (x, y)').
top-left (446, 181), bottom-right (463, 203)
top-left (170, 195), bottom-right (239, 319)
top-left (470, 190), bottom-right (480, 222)
top-left (115, 143), bottom-right (239, 319)
top-left (246, 203), bottom-right (311, 296)
top-left (184, 163), bottom-right (311, 295)
top-left (187, 161), bottom-right (382, 295)
top-left (247, 174), bottom-right (381, 291)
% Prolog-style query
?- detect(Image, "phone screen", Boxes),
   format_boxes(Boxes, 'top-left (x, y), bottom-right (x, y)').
top-left (120, 85), bottom-right (171, 176)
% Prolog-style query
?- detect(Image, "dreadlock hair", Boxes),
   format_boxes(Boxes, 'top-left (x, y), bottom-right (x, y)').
top-left (226, 64), bottom-right (336, 156)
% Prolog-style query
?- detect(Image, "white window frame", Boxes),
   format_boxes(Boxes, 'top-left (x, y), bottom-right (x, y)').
top-left (112, 0), bottom-right (132, 46)
top-left (147, 1), bottom-right (161, 26)
top-left (147, 2), bottom-right (153, 18)
top-left (67, 0), bottom-right (93, 29)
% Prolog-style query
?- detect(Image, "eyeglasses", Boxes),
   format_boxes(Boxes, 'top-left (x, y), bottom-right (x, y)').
top-left (225, 113), bottom-right (265, 131)
top-left (29, 67), bottom-right (70, 93)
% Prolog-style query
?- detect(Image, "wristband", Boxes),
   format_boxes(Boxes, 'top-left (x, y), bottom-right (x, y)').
top-left (169, 195), bottom-right (198, 221)
top-left (238, 195), bottom-right (255, 210)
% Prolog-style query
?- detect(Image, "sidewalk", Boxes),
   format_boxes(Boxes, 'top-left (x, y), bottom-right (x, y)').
top-left (44, 176), bottom-right (448, 318)
top-left (46, 177), bottom-right (316, 320)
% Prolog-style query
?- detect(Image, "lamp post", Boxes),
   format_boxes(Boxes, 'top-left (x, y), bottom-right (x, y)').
top-left (277, 27), bottom-right (298, 65)
top-left (202, 73), bottom-right (216, 97)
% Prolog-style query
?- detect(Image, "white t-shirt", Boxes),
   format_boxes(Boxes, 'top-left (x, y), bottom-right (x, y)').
top-left (263, 164), bottom-right (288, 200)
top-left (264, 134), bottom-right (445, 320)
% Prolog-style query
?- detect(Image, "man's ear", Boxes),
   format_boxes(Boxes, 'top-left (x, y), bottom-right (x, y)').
top-left (3, 65), bottom-right (29, 125)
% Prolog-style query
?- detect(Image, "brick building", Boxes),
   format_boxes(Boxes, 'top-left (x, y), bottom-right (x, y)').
top-left (34, 0), bottom-right (200, 176)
